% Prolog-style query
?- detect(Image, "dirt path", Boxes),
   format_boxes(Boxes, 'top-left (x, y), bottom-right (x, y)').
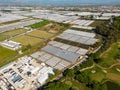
top-left (100, 46), bottom-right (111, 57)
top-left (81, 62), bottom-right (120, 73)
top-left (80, 64), bottom-right (95, 72)
top-left (108, 63), bottom-right (120, 69)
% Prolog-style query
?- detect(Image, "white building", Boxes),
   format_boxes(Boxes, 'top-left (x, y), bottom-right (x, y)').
top-left (0, 40), bottom-right (22, 50)
top-left (37, 66), bottom-right (54, 85)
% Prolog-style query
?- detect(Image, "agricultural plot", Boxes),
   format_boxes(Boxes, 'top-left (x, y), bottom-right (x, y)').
top-left (0, 35), bottom-right (10, 41)
top-left (29, 20), bottom-right (50, 29)
top-left (12, 35), bottom-right (43, 46)
top-left (0, 46), bottom-right (17, 61)
top-left (27, 30), bottom-right (53, 39)
top-left (1, 29), bottom-right (27, 37)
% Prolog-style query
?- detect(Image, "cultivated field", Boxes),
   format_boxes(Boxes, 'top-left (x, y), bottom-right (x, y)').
top-left (0, 46), bottom-right (17, 62)
top-left (2, 29), bottom-right (27, 37)
top-left (29, 20), bottom-right (50, 29)
top-left (0, 29), bottom-right (27, 41)
top-left (27, 30), bottom-right (53, 39)
top-left (12, 35), bottom-right (43, 46)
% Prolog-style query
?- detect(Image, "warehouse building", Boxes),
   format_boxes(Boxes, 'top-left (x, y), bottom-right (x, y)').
top-left (41, 45), bottom-right (82, 62)
top-left (0, 40), bottom-right (22, 50)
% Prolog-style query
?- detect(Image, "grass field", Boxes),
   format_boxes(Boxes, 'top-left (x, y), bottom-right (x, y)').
top-left (99, 42), bottom-right (119, 67)
top-left (0, 29), bottom-right (27, 41)
top-left (106, 65), bottom-right (120, 85)
top-left (0, 35), bottom-right (10, 41)
top-left (12, 35), bottom-right (43, 46)
top-left (29, 20), bottom-right (51, 29)
top-left (106, 73), bottom-right (120, 85)
top-left (2, 29), bottom-right (27, 36)
top-left (64, 78), bottom-right (90, 90)
top-left (106, 81), bottom-right (120, 90)
top-left (0, 46), bottom-right (17, 61)
top-left (83, 66), bottom-right (106, 82)
top-left (27, 30), bottom-right (53, 39)
top-left (82, 65), bottom-right (120, 84)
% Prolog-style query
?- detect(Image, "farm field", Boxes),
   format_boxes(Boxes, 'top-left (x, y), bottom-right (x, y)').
top-left (12, 35), bottom-right (43, 46)
top-left (0, 29), bottom-right (27, 41)
top-left (29, 20), bottom-right (50, 29)
top-left (27, 30), bottom-right (53, 39)
top-left (0, 46), bottom-right (17, 62)
top-left (0, 35), bottom-right (9, 41)
top-left (1, 29), bottom-right (27, 36)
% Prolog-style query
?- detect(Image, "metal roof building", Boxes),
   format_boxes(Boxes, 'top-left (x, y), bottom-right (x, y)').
top-left (41, 45), bottom-right (81, 62)
top-left (64, 29), bottom-right (96, 38)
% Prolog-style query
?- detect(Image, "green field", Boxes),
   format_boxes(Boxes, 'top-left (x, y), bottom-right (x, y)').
top-left (106, 81), bottom-right (120, 90)
top-left (0, 46), bottom-right (17, 62)
top-left (29, 20), bottom-right (51, 29)
top-left (2, 29), bottom-right (27, 36)
top-left (27, 30), bottom-right (53, 39)
top-left (64, 78), bottom-right (90, 90)
top-left (0, 29), bottom-right (27, 41)
top-left (0, 35), bottom-right (10, 41)
top-left (12, 35), bottom-right (43, 46)
top-left (82, 66), bottom-right (106, 82)
top-left (100, 42), bottom-right (120, 67)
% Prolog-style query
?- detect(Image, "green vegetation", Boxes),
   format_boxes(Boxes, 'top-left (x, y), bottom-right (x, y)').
top-left (0, 35), bottom-right (10, 41)
top-left (12, 35), bottom-right (43, 46)
top-left (43, 81), bottom-right (70, 90)
top-left (29, 20), bottom-right (51, 29)
top-left (79, 57), bottom-right (94, 69)
top-left (0, 46), bottom-right (17, 66)
top-left (0, 29), bottom-right (27, 41)
top-left (2, 29), bottom-right (27, 37)
top-left (106, 81), bottom-right (120, 90)
top-left (81, 66), bottom-right (106, 82)
top-left (27, 30), bottom-right (53, 39)
top-left (99, 42), bottom-right (120, 67)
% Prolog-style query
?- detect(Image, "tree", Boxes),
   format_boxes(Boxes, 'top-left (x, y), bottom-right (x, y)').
top-left (63, 69), bottom-right (75, 78)
top-left (43, 81), bottom-right (70, 90)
